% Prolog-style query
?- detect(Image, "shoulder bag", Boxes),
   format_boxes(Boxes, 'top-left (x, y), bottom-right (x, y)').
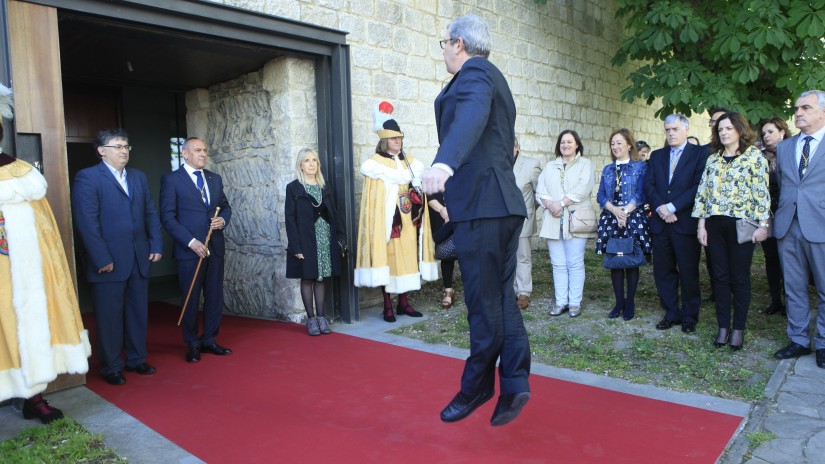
top-left (603, 236), bottom-right (645, 269)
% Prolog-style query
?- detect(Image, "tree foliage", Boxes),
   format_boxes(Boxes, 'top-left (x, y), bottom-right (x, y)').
top-left (611, 0), bottom-right (825, 121)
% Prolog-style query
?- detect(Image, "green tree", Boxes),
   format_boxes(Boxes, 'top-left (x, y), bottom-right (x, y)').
top-left (610, 0), bottom-right (825, 121)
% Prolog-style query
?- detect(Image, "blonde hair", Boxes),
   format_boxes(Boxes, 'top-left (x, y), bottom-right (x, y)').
top-left (296, 148), bottom-right (325, 188)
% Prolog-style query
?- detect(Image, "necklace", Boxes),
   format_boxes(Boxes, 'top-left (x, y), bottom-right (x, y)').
top-left (305, 183), bottom-right (322, 207)
top-left (614, 162), bottom-right (622, 193)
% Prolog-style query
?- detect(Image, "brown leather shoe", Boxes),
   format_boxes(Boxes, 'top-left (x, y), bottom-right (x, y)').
top-left (517, 294), bottom-right (530, 310)
top-left (441, 288), bottom-right (454, 309)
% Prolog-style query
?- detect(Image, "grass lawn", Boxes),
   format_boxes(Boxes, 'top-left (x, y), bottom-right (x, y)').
top-left (0, 418), bottom-right (125, 463)
top-left (393, 240), bottom-right (788, 402)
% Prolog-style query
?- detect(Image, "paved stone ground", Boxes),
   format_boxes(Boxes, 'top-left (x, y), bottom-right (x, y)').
top-left (724, 354), bottom-right (825, 464)
top-left (1, 310), bottom-right (823, 463)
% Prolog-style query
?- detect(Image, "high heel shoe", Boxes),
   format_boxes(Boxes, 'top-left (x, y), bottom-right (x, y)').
top-left (729, 329), bottom-right (744, 351)
top-left (441, 288), bottom-right (454, 309)
top-left (714, 328), bottom-right (729, 348)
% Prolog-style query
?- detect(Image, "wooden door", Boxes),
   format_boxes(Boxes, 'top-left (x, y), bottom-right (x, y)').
top-left (8, 0), bottom-right (84, 392)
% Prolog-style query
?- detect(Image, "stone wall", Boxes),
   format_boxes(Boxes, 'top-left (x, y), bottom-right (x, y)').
top-left (186, 57), bottom-right (317, 322)
top-left (208, 0), bottom-right (712, 169)
top-left (199, 0), bottom-right (715, 320)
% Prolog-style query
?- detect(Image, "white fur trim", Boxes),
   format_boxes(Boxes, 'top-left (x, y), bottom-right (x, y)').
top-left (4, 201), bottom-right (55, 388)
top-left (385, 272), bottom-right (422, 294)
top-left (419, 261), bottom-right (439, 282)
top-left (354, 266), bottom-right (391, 288)
top-left (0, 166), bottom-right (47, 203)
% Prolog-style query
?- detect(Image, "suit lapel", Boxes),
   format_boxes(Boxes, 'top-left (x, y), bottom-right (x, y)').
top-left (781, 135), bottom-right (801, 186)
top-left (177, 167), bottom-right (207, 209)
top-left (97, 162), bottom-right (129, 197)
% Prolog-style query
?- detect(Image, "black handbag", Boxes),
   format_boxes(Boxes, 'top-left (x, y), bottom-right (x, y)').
top-left (603, 237), bottom-right (645, 269)
top-left (433, 221), bottom-right (456, 260)
top-left (434, 237), bottom-right (457, 260)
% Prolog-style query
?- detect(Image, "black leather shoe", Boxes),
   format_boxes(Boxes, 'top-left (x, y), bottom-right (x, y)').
top-left (124, 362), bottom-right (157, 375)
top-left (396, 303), bottom-right (423, 317)
top-left (607, 304), bottom-right (622, 319)
top-left (681, 322), bottom-right (696, 333)
top-left (490, 392), bottom-right (531, 426)
top-left (773, 342), bottom-right (812, 359)
top-left (765, 301), bottom-right (785, 315)
top-left (103, 371), bottom-right (126, 385)
top-left (655, 318), bottom-right (680, 330)
top-left (440, 389), bottom-right (495, 423)
top-left (186, 346), bottom-right (201, 363)
top-left (383, 307), bottom-right (396, 323)
top-left (816, 349), bottom-right (825, 369)
top-left (202, 343), bottom-right (232, 355)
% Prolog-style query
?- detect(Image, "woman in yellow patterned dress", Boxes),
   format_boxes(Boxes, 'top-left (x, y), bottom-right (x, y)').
top-left (354, 116), bottom-right (437, 322)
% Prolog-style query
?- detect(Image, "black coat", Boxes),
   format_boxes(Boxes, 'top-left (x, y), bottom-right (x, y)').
top-left (284, 179), bottom-right (345, 279)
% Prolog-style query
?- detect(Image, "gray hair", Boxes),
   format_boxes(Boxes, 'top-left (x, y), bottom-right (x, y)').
top-left (447, 15), bottom-right (491, 58)
top-left (799, 90), bottom-right (825, 108)
top-left (663, 114), bottom-right (689, 130)
top-left (296, 147), bottom-right (325, 189)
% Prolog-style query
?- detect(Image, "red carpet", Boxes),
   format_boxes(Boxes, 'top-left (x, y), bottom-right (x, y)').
top-left (84, 303), bottom-right (743, 463)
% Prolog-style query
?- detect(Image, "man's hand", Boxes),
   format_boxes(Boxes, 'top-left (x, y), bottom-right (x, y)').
top-left (656, 205), bottom-right (670, 220)
top-left (664, 213), bottom-right (678, 224)
top-left (190, 239), bottom-right (209, 258)
top-left (149, 253), bottom-right (162, 262)
top-left (422, 167), bottom-right (450, 194)
top-left (210, 216), bottom-right (226, 230)
top-left (97, 263), bottom-right (114, 273)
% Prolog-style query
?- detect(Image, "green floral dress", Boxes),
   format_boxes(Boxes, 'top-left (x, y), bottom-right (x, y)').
top-left (305, 184), bottom-right (332, 279)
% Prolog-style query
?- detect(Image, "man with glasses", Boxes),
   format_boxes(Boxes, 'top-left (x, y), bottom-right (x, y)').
top-left (73, 129), bottom-right (163, 385)
top-left (423, 15), bottom-right (530, 427)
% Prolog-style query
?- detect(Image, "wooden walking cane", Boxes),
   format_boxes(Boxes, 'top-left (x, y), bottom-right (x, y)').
top-left (177, 207), bottom-right (221, 326)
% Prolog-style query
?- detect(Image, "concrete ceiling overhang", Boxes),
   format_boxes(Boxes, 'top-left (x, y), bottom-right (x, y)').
top-left (58, 12), bottom-right (289, 91)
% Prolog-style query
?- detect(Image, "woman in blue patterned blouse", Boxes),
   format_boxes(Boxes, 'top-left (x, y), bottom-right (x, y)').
top-left (693, 112), bottom-right (770, 350)
top-left (596, 128), bottom-right (650, 321)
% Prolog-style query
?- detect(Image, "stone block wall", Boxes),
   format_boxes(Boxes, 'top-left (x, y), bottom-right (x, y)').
top-left (198, 0), bottom-right (714, 320)
top-left (186, 57), bottom-right (317, 322)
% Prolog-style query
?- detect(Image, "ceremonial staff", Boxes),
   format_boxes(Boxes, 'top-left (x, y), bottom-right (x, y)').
top-left (177, 207), bottom-right (221, 326)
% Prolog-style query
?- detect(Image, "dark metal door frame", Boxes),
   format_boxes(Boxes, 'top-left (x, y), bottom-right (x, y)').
top-left (1, 0), bottom-right (360, 322)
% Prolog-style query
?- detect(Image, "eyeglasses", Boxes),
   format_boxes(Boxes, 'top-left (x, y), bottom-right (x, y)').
top-left (708, 119), bottom-right (719, 127)
top-left (439, 38), bottom-right (456, 49)
top-left (102, 144), bottom-right (132, 151)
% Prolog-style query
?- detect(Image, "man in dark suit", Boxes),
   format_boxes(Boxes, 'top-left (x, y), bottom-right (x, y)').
top-left (773, 90), bottom-right (825, 368)
top-left (421, 15), bottom-right (530, 427)
top-left (73, 129), bottom-right (163, 385)
top-left (160, 137), bottom-right (232, 363)
top-left (646, 115), bottom-right (709, 333)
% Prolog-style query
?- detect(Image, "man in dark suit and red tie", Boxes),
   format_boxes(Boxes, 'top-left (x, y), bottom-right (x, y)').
top-left (421, 14), bottom-right (531, 427)
top-left (73, 129), bottom-right (163, 385)
top-left (645, 114), bottom-right (709, 334)
top-left (160, 137), bottom-right (232, 363)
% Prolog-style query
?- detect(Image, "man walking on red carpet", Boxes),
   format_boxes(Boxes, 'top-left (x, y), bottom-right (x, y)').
top-left (422, 14), bottom-right (531, 426)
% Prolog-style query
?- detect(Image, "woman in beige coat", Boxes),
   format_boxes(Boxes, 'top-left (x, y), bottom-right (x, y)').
top-left (536, 130), bottom-right (596, 317)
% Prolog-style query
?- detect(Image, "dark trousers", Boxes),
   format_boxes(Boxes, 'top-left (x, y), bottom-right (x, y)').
top-left (91, 260), bottom-right (148, 375)
top-left (652, 228), bottom-right (702, 324)
top-left (762, 237), bottom-right (783, 303)
top-left (441, 258), bottom-right (456, 288)
top-left (705, 217), bottom-right (755, 330)
top-left (454, 216), bottom-right (530, 396)
top-left (178, 252), bottom-right (225, 347)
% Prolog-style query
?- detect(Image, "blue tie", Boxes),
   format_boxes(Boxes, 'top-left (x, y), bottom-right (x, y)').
top-left (194, 171), bottom-right (208, 206)
top-left (800, 136), bottom-right (812, 179)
